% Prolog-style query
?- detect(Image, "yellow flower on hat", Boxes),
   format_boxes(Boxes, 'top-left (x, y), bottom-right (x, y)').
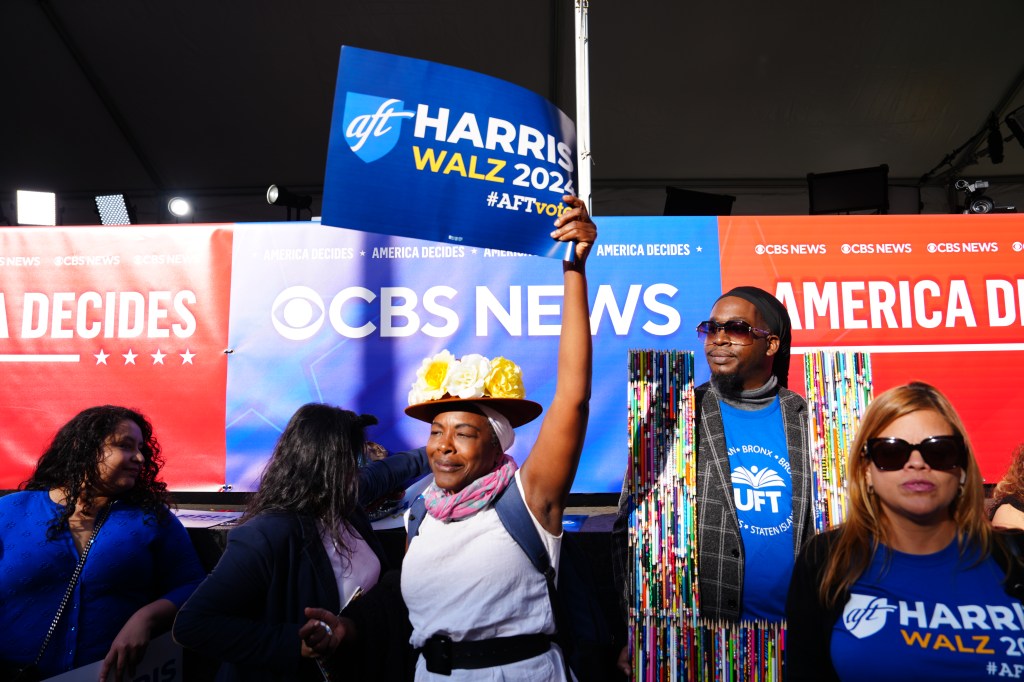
top-left (484, 356), bottom-right (525, 399)
top-left (408, 349), bottom-right (456, 404)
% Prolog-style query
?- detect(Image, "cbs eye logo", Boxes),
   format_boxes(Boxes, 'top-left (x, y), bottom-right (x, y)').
top-left (271, 286), bottom-right (325, 340)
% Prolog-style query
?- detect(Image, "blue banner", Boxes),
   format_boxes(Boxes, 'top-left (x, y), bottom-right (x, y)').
top-left (321, 46), bottom-right (578, 259)
top-left (224, 218), bottom-right (721, 492)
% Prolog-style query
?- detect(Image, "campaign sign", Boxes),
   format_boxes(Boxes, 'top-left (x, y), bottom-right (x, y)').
top-left (224, 219), bottom-right (721, 493)
top-left (321, 46), bottom-right (578, 260)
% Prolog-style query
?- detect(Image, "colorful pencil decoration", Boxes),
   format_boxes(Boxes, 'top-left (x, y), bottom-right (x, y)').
top-left (626, 349), bottom-right (872, 679)
top-left (803, 350), bottom-right (873, 532)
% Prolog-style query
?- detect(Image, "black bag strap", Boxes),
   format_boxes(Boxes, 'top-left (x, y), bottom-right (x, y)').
top-left (34, 502), bottom-right (112, 666)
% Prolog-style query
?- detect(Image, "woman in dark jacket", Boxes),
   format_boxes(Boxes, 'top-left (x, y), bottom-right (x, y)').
top-left (173, 403), bottom-right (428, 681)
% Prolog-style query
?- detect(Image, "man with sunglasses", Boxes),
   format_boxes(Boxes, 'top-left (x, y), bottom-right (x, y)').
top-left (613, 286), bottom-right (813, 666)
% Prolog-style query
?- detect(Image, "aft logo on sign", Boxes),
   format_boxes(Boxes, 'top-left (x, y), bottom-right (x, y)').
top-left (342, 92), bottom-right (414, 163)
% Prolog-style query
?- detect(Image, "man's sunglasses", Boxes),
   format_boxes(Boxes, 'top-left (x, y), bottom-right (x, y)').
top-left (863, 435), bottom-right (967, 471)
top-left (696, 320), bottom-right (772, 345)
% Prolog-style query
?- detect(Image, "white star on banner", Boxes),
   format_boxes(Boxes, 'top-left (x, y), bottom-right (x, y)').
top-left (180, 349), bottom-right (196, 365)
top-left (152, 350), bottom-right (166, 365)
top-left (696, 245), bottom-right (703, 253)
top-left (94, 350), bottom-right (109, 365)
top-left (123, 349), bottom-right (138, 365)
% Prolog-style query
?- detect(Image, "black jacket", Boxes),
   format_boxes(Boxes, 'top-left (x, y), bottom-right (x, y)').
top-left (173, 448), bottom-right (428, 681)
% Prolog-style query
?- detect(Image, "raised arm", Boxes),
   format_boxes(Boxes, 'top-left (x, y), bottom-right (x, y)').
top-left (521, 194), bottom-right (596, 534)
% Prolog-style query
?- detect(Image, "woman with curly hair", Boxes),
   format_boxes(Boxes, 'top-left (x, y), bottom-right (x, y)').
top-left (0, 405), bottom-right (205, 681)
top-left (785, 382), bottom-right (1024, 681)
top-left (990, 443), bottom-right (1024, 530)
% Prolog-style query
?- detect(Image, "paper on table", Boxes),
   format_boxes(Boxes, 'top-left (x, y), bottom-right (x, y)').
top-left (369, 474), bottom-right (433, 531)
top-left (173, 508), bottom-right (244, 529)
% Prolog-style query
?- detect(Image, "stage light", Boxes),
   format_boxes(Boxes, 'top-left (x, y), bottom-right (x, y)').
top-left (17, 189), bottom-right (56, 225)
top-left (954, 179), bottom-right (1015, 214)
top-left (266, 184), bottom-right (312, 220)
top-left (1007, 105), bottom-right (1024, 152)
top-left (807, 164), bottom-right (889, 214)
top-left (95, 194), bottom-right (133, 225)
top-left (167, 197), bottom-right (193, 218)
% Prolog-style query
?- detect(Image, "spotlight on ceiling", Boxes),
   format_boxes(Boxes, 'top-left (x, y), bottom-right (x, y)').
top-left (95, 193), bottom-right (133, 225)
top-left (266, 184), bottom-right (312, 221)
top-left (17, 189), bottom-right (57, 225)
top-left (167, 197), bottom-right (193, 219)
top-left (1007, 105), bottom-right (1024, 152)
top-left (955, 179), bottom-right (1016, 214)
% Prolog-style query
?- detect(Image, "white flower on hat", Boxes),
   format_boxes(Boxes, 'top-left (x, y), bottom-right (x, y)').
top-left (444, 354), bottom-right (492, 399)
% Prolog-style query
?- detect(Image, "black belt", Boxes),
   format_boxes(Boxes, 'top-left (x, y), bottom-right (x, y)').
top-left (419, 633), bottom-right (553, 675)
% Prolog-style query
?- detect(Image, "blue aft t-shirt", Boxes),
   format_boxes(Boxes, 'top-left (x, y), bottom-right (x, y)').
top-left (720, 396), bottom-right (793, 622)
top-left (831, 540), bottom-right (1024, 681)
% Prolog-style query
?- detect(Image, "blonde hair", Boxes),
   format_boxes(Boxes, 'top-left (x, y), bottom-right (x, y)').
top-left (818, 381), bottom-right (991, 608)
top-left (993, 443), bottom-right (1024, 511)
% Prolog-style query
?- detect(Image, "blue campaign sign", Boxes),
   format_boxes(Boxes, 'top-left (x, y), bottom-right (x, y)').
top-left (224, 217), bottom-right (721, 493)
top-left (321, 46), bottom-right (578, 260)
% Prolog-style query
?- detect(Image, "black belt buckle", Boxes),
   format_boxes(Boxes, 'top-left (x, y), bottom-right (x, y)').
top-left (424, 633), bottom-right (453, 675)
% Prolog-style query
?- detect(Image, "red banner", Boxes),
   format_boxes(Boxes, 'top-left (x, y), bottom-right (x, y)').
top-left (0, 226), bottom-right (231, 489)
top-left (721, 215), bottom-right (1024, 481)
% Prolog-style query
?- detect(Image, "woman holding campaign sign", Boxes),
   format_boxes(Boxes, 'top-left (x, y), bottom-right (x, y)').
top-left (785, 382), bottom-right (1024, 681)
top-left (302, 195), bottom-right (597, 680)
top-left (0, 405), bottom-right (205, 681)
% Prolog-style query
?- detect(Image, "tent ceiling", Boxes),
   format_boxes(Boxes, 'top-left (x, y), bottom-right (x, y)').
top-left (4, 0), bottom-right (1024, 223)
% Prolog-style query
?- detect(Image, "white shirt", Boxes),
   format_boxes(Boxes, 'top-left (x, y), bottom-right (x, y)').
top-left (318, 519), bottom-right (380, 608)
top-left (402, 471), bottom-right (567, 681)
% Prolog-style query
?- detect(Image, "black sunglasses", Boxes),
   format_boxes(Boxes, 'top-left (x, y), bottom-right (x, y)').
top-left (864, 435), bottom-right (966, 471)
top-left (696, 320), bottom-right (772, 345)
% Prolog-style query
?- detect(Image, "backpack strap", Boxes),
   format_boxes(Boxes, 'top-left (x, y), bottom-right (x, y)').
top-left (493, 481), bottom-right (574, 680)
top-left (405, 479), bottom-right (552, 574)
top-left (407, 494), bottom-right (427, 542)
top-left (493, 480), bottom-right (554, 580)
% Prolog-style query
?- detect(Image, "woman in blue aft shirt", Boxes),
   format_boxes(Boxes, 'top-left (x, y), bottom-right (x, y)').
top-left (0, 405), bottom-right (205, 681)
top-left (786, 382), bottom-right (1024, 681)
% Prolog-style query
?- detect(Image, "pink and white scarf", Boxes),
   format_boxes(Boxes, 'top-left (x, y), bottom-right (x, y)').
top-left (423, 454), bottom-right (518, 522)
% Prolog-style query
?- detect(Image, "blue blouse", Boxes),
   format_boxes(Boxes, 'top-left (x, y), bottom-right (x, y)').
top-left (0, 491), bottom-right (205, 677)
